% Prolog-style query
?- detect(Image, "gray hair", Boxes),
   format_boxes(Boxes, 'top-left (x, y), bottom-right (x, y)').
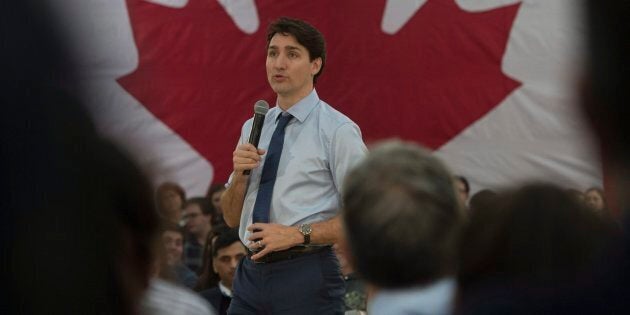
top-left (342, 140), bottom-right (462, 288)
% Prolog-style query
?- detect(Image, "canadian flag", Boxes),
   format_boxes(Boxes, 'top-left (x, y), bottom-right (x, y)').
top-left (49, 0), bottom-right (600, 196)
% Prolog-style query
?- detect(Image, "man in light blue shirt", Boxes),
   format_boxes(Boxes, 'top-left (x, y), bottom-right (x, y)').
top-left (221, 17), bottom-right (366, 314)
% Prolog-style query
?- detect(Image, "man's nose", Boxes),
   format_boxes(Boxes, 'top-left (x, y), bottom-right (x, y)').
top-left (230, 258), bottom-right (239, 268)
top-left (273, 54), bottom-right (287, 69)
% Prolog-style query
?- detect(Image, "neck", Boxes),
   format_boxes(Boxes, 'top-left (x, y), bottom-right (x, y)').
top-left (277, 86), bottom-right (313, 111)
top-left (195, 225), bottom-right (210, 244)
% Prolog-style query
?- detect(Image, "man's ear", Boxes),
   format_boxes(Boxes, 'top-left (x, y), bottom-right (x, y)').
top-left (311, 57), bottom-right (322, 76)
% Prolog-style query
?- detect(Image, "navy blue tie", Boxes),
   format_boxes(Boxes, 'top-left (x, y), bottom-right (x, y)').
top-left (252, 113), bottom-right (293, 223)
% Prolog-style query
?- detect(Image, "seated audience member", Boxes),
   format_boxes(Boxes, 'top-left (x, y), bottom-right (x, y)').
top-left (207, 184), bottom-right (226, 213)
top-left (207, 183), bottom-right (227, 227)
top-left (334, 243), bottom-right (368, 314)
top-left (83, 134), bottom-right (212, 315)
top-left (584, 187), bottom-right (607, 215)
top-left (142, 259), bottom-right (215, 315)
top-left (457, 183), bottom-right (617, 313)
top-left (195, 229), bottom-right (223, 292)
top-left (1, 2), bottom-right (161, 312)
top-left (156, 182), bottom-right (187, 224)
top-left (183, 197), bottom-right (216, 273)
top-left (467, 189), bottom-right (498, 213)
top-left (454, 175), bottom-right (471, 209)
top-left (456, 0), bottom-right (630, 312)
top-left (161, 222), bottom-right (199, 288)
top-left (140, 278), bottom-right (215, 315)
top-left (575, 0), bottom-right (630, 312)
top-left (566, 188), bottom-right (586, 204)
top-left (198, 228), bottom-right (247, 315)
top-left (342, 140), bottom-right (463, 315)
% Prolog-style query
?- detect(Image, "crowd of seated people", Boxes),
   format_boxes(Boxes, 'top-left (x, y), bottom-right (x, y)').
top-left (148, 162), bottom-right (620, 315)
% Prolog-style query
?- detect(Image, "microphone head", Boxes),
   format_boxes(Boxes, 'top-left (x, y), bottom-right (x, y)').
top-left (254, 100), bottom-right (269, 115)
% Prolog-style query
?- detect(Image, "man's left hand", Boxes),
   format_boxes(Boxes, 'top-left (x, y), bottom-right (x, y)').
top-left (246, 223), bottom-right (302, 260)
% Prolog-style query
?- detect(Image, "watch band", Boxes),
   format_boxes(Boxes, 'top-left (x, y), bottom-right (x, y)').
top-left (303, 232), bottom-right (310, 245)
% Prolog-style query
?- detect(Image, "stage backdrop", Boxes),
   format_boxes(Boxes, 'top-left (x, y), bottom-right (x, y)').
top-left (50, 0), bottom-right (601, 196)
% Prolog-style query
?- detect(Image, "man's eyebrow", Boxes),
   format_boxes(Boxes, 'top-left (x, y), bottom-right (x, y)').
top-left (285, 45), bottom-right (302, 51)
top-left (267, 45), bottom-right (302, 51)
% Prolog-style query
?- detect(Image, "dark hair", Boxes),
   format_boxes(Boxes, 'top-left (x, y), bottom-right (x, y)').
top-left (184, 197), bottom-right (215, 216)
top-left (212, 228), bottom-right (242, 257)
top-left (584, 0), bottom-right (630, 160)
top-left (160, 221), bottom-right (185, 237)
top-left (267, 17), bottom-right (326, 84)
top-left (343, 140), bottom-right (462, 288)
top-left (194, 226), bottom-right (239, 291)
top-left (206, 183), bottom-right (226, 198)
top-left (459, 183), bottom-right (616, 292)
top-left (468, 189), bottom-right (498, 213)
top-left (1, 2), bottom-right (159, 314)
top-left (99, 141), bottom-right (161, 304)
top-left (157, 182), bottom-right (186, 203)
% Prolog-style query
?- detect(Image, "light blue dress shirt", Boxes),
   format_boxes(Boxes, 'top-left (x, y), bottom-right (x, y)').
top-left (368, 277), bottom-right (457, 315)
top-left (229, 89), bottom-right (367, 244)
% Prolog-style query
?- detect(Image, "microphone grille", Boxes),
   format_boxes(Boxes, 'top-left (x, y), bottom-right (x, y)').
top-left (254, 100), bottom-right (269, 115)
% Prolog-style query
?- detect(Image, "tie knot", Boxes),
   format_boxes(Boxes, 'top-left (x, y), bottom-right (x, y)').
top-left (277, 113), bottom-right (292, 130)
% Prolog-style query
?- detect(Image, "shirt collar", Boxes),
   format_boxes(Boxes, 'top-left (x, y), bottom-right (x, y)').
top-left (368, 277), bottom-right (456, 315)
top-left (274, 89), bottom-right (320, 123)
top-left (218, 281), bottom-right (232, 298)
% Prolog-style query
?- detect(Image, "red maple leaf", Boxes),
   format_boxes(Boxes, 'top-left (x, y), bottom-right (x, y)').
top-left (119, 0), bottom-right (521, 182)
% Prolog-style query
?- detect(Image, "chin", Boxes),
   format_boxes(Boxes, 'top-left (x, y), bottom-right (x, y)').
top-left (269, 85), bottom-right (284, 94)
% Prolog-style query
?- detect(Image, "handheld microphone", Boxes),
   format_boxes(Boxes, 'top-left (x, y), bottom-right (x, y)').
top-left (244, 100), bottom-right (269, 175)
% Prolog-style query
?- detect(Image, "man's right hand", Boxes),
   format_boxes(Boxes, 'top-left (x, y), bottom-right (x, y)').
top-left (222, 143), bottom-right (266, 227)
top-left (233, 143), bottom-right (266, 175)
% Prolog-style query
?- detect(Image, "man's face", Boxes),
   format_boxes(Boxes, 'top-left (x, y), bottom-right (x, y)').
top-left (585, 190), bottom-right (605, 212)
top-left (162, 230), bottom-right (183, 266)
top-left (211, 189), bottom-right (224, 213)
top-left (183, 203), bottom-right (210, 235)
top-left (212, 242), bottom-right (247, 290)
top-left (266, 33), bottom-right (321, 99)
top-left (159, 190), bottom-right (183, 219)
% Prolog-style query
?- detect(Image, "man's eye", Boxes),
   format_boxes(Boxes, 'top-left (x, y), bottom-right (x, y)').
top-left (268, 51), bottom-right (277, 57)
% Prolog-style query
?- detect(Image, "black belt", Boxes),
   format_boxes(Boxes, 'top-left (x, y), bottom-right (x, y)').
top-left (248, 245), bottom-right (329, 264)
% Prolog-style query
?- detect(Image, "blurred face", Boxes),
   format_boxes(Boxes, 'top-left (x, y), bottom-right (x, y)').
top-left (586, 190), bottom-right (605, 212)
top-left (266, 33), bottom-right (321, 101)
top-left (162, 230), bottom-right (183, 266)
top-left (159, 189), bottom-right (183, 220)
top-left (183, 203), bottom-right (210, 236)
top-left (211, 189), bottom-right (225, 213)
top-left (456, 179), bottom-right (469, 207)
top-left (212, 242), bottom-right (247, 290)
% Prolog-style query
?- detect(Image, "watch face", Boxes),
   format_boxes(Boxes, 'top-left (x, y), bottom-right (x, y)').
top-left (301, 224), bottom-right (312, 234)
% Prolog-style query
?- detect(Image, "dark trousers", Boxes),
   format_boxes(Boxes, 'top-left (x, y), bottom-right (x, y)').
top-left (227, 247), bottom-right (345, 315)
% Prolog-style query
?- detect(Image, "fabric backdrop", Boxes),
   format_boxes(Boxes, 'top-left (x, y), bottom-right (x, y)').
top-left (49, 0), bottom-right (600, 196)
